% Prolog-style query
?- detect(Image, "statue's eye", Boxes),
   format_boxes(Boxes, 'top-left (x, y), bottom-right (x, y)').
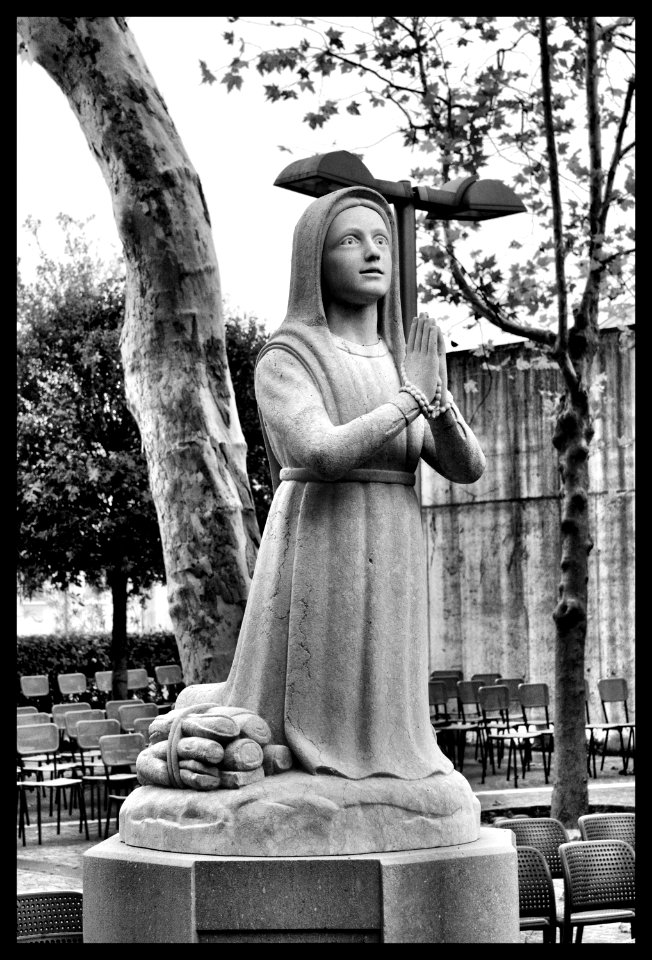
top-left (375, 236), bottom-right (388, 246)
top-left (341, 236), bottom-right (357, 245)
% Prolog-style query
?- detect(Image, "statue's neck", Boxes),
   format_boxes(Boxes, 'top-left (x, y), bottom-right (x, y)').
top-left (325, 301), bottom-right (380, 346)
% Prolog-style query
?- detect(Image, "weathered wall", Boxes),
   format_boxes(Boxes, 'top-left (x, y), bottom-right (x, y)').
top-left (421, 327), bottom-right (635, 721)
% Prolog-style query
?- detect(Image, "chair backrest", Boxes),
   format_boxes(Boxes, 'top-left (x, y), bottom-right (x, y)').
top-left (95, 670), bottom-right (113, 693)
top-left (517, 845), bottom-right (557, 925)
top-left (133, 716), bottom-right (155, 739)
top-left (430, 669), bottom-right (463, 681)
top-left (51, 702), bottom-right (92, 731)
top-left (127, 668), bottom-right (149, 691)
top-left (154, 664), bottom-right (183, 686)
top-left (577, 813), bottom-right (635, 847)
top-left (20, 675), bottom-right (49, 698)
top-left (16, 891), bottom-right (84, 943)
top-left (17, 706), bottom-right (38, 716)
top-left (65, 708), bottom-right (104, 737)
top-left (495, 816), bottom-right (569, 878)
top-left (99, 732), bottom-right (146, 767)
top-left (559, 839), bottom-right (635, 913)
top-left (118, 702), bottom-right (158, 732)
top-left (478, 684), bottom-right (511, 722)
top-left (105, 698), bottom-right (145, 723)
top-left (56, 672), bottom-right (87, 696)
top-left (428, 680), bottom-right (448, 707)
top-left (518, 682), bottom-right (551, 724)
top-left (598, 677), bottom-right (630, 722)
top-left (496, 677), bottom-right (524, 702)
top-left (75, 718), bottom-right (121, 750)
top-left (456, 680), bottom-right (482, 721)
top-left (17, 721), bottom-right (60, 756)
top-left (472, 672), bottom-right (502, 685)
top-left (16, 712), bottom-right (50, 726)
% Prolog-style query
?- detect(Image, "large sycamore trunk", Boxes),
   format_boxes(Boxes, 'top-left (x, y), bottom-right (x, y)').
top-left (18, 17), bottom-right (260, 682)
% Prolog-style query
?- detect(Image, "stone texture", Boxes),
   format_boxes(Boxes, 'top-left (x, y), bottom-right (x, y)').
top-left (83, 828), bottom-right (518, 943)
top-left (119, 768), bottom-right (480, 857)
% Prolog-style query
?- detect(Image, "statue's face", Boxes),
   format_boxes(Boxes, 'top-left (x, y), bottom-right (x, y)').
top-left (321, 206), bottom-right (392, 306)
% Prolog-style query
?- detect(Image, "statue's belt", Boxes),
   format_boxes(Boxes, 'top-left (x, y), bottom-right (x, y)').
top-left (279, 467), bottom-right (415, 486)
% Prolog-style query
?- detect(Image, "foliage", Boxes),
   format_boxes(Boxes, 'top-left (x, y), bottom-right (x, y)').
top-left (17, 631), bottom-right (179, 705)
top-left (224, 313), bottom-right (272, 529)
top-left (203, 17), bottom-right (634, 337)
top-left (17, 215), bottom-right (165, 599)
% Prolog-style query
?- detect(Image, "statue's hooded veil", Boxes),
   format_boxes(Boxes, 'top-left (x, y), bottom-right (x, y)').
top-left (257, 186), bottom-right (407, 492)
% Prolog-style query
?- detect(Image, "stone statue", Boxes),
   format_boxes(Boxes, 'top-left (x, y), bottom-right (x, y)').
top-left (125, 186), bottom-right (487, 856)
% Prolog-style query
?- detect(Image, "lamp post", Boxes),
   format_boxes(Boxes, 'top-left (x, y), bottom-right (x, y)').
top-left (274, 150), bottom-right (526, 341)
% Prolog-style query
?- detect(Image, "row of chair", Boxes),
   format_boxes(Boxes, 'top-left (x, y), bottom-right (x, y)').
top-left (19, 664), bottom-right (184, 703)
top-left (17, 717), bottom-right (147, 844)
top-left (495, 813), bottom-right (635, 943)
top-left (429, 676), bottom-right (635, 782)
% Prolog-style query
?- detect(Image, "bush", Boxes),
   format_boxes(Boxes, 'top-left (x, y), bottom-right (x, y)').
top-left (17, 631), bottom-right (180, 706)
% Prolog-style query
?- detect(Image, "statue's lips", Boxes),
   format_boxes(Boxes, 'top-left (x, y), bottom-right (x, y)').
top-left (359, 269), bottom-right (384, 275)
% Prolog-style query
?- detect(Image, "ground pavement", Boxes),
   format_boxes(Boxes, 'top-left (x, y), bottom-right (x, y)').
top-left (17, 754), bottom-right (635, 944)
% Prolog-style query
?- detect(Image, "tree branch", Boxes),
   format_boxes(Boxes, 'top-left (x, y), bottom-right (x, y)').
top-left (599, 77), bottom-right (635, 234)
top-left (444, 231), bottom-right (556, 347)
top-left (539, 17), bottom-right (571, 354)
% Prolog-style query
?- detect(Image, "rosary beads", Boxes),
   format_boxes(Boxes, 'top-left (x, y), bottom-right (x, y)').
top-left (399, 362), bottom-right (451, 420)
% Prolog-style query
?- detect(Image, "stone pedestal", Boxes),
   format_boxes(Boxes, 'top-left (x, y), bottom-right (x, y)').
top-left (83, 829), bottom-right (519, 943)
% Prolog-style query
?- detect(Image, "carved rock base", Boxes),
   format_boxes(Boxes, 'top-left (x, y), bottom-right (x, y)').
top-left (119, 768), bottom-right (480, 857)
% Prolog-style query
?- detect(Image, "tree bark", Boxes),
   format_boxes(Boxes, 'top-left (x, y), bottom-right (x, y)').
top-left (109, 566), bottom-right (129, 700)
top-left (17, 17), bottom-right (260, 683)
top-left (549, 385), bottom-right (594, 823)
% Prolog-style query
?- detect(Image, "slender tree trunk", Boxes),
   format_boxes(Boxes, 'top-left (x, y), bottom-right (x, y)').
top-left (17, 17), bottom-right (260, 683)
top-left (109, 567), bottom-right (129, 700)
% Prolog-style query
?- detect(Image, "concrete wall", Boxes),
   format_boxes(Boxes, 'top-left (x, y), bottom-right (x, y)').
top-left (421, 328), bottom-right (635, 721)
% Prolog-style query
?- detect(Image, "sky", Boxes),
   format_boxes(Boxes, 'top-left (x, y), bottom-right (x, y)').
top-left (17, 17), bottom-right (551, 349)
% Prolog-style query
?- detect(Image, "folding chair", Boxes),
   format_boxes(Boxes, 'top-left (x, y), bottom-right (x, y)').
top-left (64, 708), bottom-right (105, 771)
top-left (133, 716), bottom-right (155, 739)
top-left (17, 711), bottom-right (50, 726)
top-left (99, 732), bottom-right (145, 838)
top-left (517, 682), bottom-right (554, 778)
top-left (154, 664), bottom-right (185, 702)
top-left (432, 680), bottom-right (484, 771)
top-left (558, 839), bottom-right (635, 943)
top-left (494, 816), bottom-right (569, 879)
top-left (17, 891), bottom-right (84, 943)
top-left (495, 676), bottom-right (525, 716)
top-left (596, 678), bottom-right (635, 774)
top-left (16, 723), bottom-right (88, 846)
top-left (76, 718), bottom-right (121, 835)
top-left (517, 845), bottom-right (562, 943)
top-left (577, 812), bottom-right (635, 847)
top-left (105, 697), bottom-right (145, 723)
top-left (19, 674), bottom-right (50, 710)
top-left (127, 668), bottom-right (150, 695)
top-left (52, 702), bottom-right (92, 753)
top-left (117, 701), bottom-right (158, 732)
top-left (472, 672), bottom-right (502, 685)
top-left (56, 672), bottom-right (87, 700)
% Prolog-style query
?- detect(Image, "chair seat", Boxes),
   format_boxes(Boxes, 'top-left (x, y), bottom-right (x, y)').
top-left (18, 777), bottom-right (81, 789)
top-left (568, 908), bottom-right (635, 925)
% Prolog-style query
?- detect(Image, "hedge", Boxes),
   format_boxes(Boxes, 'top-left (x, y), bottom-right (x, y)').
top-left (17, 631), bottom-right (181, 706)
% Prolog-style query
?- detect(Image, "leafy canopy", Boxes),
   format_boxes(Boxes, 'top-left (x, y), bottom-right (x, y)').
top-left (204, 17), bottom-right (634, 342)
top-left (17, 216), bottom-right (165, 597)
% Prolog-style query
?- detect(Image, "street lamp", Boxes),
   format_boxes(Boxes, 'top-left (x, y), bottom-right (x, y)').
top-left (275, 150), bottom-right (526, 340)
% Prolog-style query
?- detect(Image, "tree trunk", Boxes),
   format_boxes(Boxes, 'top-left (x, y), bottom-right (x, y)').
top-left (109, 567), bottom-right (129, 701)
top-left (17, 17), bottom-right (260, 683)
top-left (550, 360), bottom-right (595, 825)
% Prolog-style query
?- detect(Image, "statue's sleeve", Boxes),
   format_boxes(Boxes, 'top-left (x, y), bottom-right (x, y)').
top-left (420, 395), bottom-right (486, 484)
top-left (255, 349), bottom-right (420, 480)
